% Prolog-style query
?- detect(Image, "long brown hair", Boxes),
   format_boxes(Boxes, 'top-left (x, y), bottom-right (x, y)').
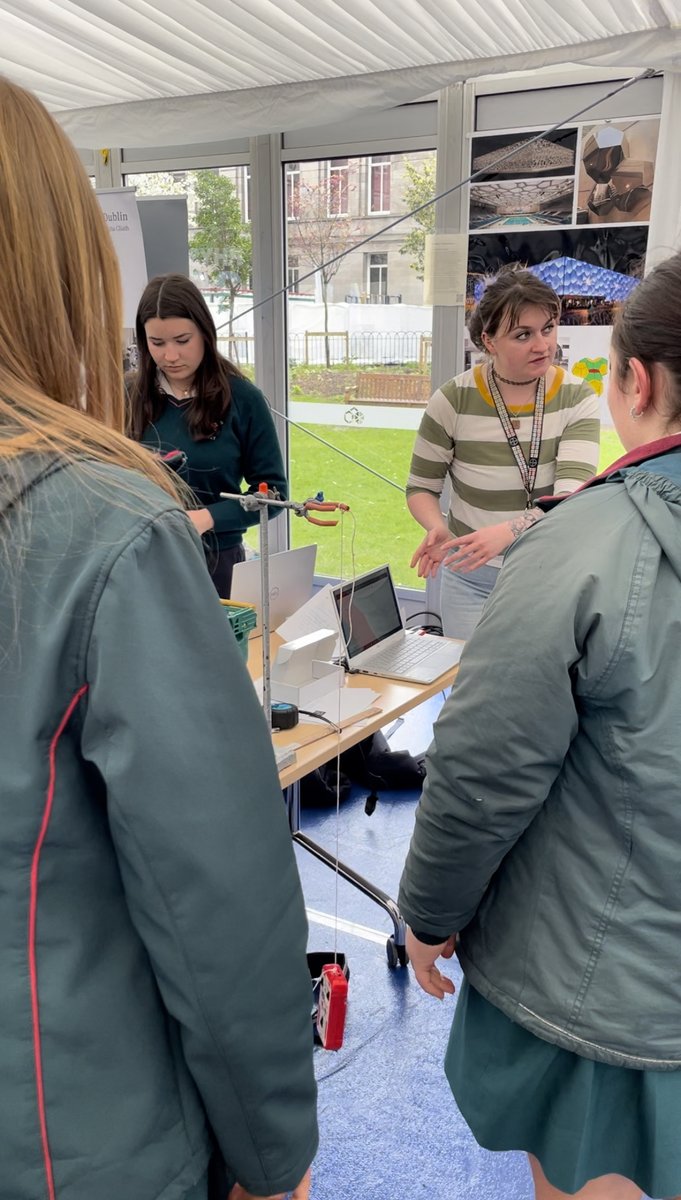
top-left (468, 266), bottom-right (561, 351)
top-left (0, 77), bottom-right (179, 500)
top-left (129, 274), bottom-right (245, 441)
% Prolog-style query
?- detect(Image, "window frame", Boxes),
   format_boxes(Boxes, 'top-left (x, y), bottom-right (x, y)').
top-left (325, 157), bottom-right (350, 216)
top-left (368, 154), bottom-right (391, 214)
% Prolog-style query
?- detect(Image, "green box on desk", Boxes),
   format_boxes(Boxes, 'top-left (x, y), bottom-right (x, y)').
top-left (219, 599), bottom-right (258, 664)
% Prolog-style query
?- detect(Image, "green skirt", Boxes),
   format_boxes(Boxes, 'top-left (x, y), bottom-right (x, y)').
top-left (446, 980), bottom-right (681, 1198)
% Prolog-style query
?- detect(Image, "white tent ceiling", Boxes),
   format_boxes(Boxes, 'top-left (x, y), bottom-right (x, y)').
top-left (0, 0), bottom-right (680, 146)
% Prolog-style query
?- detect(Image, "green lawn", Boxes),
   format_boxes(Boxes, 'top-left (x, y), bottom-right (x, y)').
top-left (247, 423), bottom-right (625, 588)
top-left (598, 428), bottom-right (625, 472)
top-left (289, 424), bottom-right (416, 585)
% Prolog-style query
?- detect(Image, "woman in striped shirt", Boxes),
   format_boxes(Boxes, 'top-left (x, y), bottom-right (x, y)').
top-left (407, 269), bottom-right (600, 639)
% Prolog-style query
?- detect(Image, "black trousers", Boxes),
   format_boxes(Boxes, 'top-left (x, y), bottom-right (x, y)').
top-left (206, 542), bottom-right (246, 599)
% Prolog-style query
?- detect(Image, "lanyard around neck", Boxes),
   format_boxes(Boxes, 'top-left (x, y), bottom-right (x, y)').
top-left (488, 369), bottom-right (546, 508)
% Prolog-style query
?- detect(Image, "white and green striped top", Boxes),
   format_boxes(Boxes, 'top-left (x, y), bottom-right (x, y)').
top-left (407, 364), bottom-right (601, 567)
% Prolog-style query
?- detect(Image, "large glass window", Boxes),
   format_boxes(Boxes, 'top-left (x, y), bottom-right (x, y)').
top-left (285, 150), bottom-right (436, 587)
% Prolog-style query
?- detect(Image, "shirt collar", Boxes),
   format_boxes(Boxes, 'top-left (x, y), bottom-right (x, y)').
top-left (157, 369), bottom-right (196, 402)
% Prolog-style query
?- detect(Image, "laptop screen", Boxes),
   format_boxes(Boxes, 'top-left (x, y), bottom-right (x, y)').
top-left (333, 565), bottom-right (403, 658)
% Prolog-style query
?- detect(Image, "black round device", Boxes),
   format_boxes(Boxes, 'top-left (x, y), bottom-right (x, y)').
top-left (271, 701), bottom-right (299, 731)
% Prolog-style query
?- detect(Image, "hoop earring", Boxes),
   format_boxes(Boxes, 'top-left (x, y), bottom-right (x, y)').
top-left (630, 405), bottom-right (641, 421)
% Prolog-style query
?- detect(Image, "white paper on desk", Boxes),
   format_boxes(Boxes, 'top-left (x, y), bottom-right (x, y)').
top-left (298, 687), bottom-right (380, 726)
top-left (276, 584), bottom-right (341, 654)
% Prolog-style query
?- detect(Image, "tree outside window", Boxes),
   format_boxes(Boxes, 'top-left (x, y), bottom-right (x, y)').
top-left (189, 172), bottom-right (252, 361)
top-left (289, 174), bottom-right (357, 365)
top-left (398, 155), bottom-right (436, 280)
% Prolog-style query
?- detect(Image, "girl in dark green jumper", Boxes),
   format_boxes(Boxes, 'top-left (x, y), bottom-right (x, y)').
top-left (129, 274), bottom-right (288, 597)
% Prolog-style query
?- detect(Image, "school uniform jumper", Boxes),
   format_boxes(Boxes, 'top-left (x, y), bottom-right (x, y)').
top-left (141, 374), bottom-right (288, 595)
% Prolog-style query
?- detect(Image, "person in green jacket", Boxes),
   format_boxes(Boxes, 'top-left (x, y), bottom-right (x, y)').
top-left (128, 273), bottom-right (288, 598)
top-left (0, 77), bottom-right (316, 1200)
top-left (399, 251), bottom-right (681, 1200)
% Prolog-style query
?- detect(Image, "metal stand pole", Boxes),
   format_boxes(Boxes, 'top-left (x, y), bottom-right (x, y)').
top-left (219, 488), bottom-right (346, 736)
top-left (217, 488), bottom-right (409, 966)
top-left (259, 501), bottom-right (272, 730)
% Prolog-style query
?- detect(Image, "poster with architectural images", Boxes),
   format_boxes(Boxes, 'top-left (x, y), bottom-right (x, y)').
top-left (576, 118), bottom-right (659, 225)
top-left (469, 128), bottom-right (577, 230)
top-left (470, 178), bottom-right (575, 231)
top-left (467, 226), bottom-right (648, 296)
top-left (470, 128), bottom-right (578, 182)
top-left (466, 115), bottom-right (660, 350)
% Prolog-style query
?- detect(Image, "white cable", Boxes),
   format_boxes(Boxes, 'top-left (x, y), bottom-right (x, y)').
top-left (331, 507), bottom-right (358, 966)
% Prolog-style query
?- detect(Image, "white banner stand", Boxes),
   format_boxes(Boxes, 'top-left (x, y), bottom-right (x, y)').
top-left (95, 187), bottom-right (148, 327)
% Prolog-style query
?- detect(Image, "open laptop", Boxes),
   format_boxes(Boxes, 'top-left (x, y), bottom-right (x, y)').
top-left (332, 564), bottom-right (464, 684)
top-left (231, 544), bottom-right (318, 629)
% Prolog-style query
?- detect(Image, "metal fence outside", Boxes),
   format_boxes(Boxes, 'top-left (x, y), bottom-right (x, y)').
top-left (217, 331), bottom-right (432, 367)
top-left (344, 293), bottom-right (403, 305)
top-left (287, 331), bottom-right (432, 366)
top-left (217, 334), bottom-right (256, 364)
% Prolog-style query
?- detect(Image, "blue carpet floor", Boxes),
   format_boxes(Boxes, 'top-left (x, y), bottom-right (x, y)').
top-left (295, 695), bottom-right (534, 1200)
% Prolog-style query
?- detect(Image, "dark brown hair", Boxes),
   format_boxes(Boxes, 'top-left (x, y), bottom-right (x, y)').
top-left (468, 266), bottom-right (561, 351)
top-left (128, 273), bottom-right (245, 441)
top-left (611, 251), bottom-right (681, 427)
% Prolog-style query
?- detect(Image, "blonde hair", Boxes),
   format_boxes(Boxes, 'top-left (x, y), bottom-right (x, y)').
top-left (0, 77), bottom-right (178, 499)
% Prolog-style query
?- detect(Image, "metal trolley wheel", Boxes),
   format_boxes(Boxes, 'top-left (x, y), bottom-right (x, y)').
top-left (386, 935), bottom-right (409, 970)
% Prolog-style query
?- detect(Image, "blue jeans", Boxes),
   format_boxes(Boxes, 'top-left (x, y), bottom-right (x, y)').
top-left (440, 562), bottom-right (500, 641)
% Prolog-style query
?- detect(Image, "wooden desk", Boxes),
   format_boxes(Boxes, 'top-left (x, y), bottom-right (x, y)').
top-left (247, 634), bottom-right (459, 789)
top-left (248, 632), bottom-right (461, 967)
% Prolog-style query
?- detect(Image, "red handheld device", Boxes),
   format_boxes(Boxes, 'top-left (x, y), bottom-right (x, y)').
top-left (315, 963), bottom-right (348, 1050)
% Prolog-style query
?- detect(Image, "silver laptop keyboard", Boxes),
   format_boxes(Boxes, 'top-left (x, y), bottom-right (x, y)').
top-left (368, 635), bottom-right (443, 673)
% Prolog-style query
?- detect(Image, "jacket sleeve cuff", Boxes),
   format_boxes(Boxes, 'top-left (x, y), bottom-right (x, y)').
top-left (410, 928), bottom-right (454, 946)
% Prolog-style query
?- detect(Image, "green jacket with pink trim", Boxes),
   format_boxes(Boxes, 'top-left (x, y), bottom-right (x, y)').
top-left (0, 455), bottom-right (317, 1199)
